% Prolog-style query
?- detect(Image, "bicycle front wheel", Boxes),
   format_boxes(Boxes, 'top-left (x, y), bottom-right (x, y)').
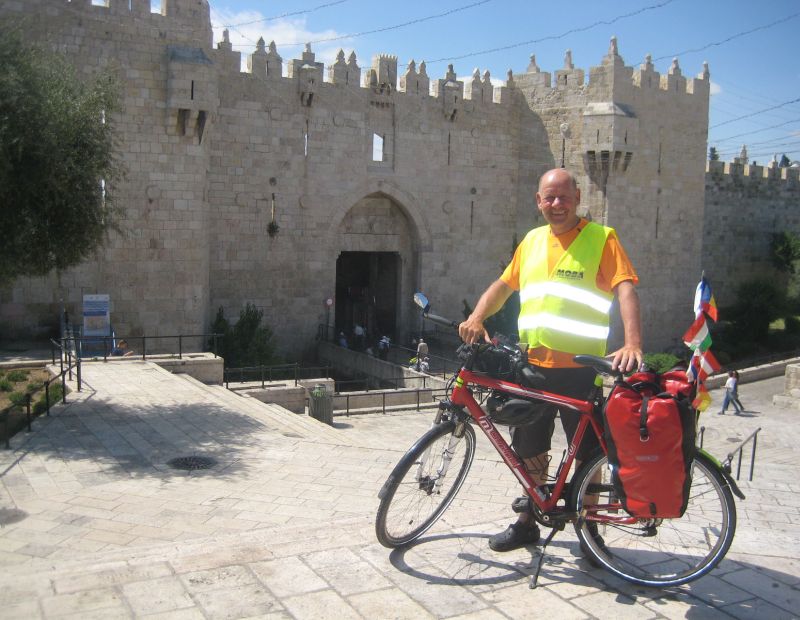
top-left (570, 450), bottom-right (736, 587)
top-left (375, 420), bottom-right (476, 548)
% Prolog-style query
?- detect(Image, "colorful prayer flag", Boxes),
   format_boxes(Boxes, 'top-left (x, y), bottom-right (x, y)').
top-left (687, 347), bottom-right (721, 383)
top-left (695, 349), bottom-right (720, 382)
top-left (683, 315), bottom-right (712, 352)
top-left (692, 385), bottom-right (712, 412)
top-left (694, 277), bottom-right (718, 322)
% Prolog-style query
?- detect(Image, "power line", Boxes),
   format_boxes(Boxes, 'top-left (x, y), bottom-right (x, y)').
top-left (282, 0), bottom-right (494, 47)
top-left (421, 0), bottom-right (676, 67)
top-left (712, 119), bottom-right (800, 144)
top-left (710, 98), bottom-right (800, 129)
top-left (654, 11), bottom-right (800, 62)
top-left (222, 0), bottom-right (497, 49)
top-left (717, 138), bottom-right (800, 154)
top-left (222, 0), bottom-right (349, 28)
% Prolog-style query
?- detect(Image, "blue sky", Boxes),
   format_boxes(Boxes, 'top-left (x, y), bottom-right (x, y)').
top-left (200, 0), bottom-right (798, 165)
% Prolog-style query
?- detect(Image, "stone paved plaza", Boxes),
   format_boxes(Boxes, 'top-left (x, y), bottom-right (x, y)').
top-left (0, 359), bottom-right (798, 619)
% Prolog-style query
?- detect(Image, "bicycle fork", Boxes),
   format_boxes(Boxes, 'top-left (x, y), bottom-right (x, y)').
top-left (415, 407), bottom-right (468, 495)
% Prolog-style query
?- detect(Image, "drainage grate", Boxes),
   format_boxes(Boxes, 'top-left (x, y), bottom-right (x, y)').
top-left (167, 455), bottom-right (218, 471)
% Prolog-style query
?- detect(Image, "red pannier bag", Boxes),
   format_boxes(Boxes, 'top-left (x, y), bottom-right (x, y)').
top-left (603, 370), bottom-right (696, 518)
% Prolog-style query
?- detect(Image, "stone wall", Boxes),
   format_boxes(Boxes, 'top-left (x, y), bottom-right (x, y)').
top-left (702, 162), bottom-right (800, 307)
top-left (0, 0), bottom-right (745, 358)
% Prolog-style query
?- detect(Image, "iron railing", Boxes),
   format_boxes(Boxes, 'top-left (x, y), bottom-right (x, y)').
top-left (224, 363), bottom-right (330, 389)
top-left (54, 333), bottom-right (222, 361)
top-left (698, 424), bottom-right (761, 481)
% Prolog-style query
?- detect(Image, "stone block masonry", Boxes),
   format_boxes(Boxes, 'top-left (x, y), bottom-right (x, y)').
top-left (1, 1), bottom-right (795, 357)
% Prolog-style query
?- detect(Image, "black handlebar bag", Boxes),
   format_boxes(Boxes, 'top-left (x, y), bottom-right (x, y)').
top-left (603, 372), bottom-right (696, 519)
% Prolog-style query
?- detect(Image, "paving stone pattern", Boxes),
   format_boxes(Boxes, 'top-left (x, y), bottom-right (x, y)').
top-left (0, 361), bottom-right (798, 618)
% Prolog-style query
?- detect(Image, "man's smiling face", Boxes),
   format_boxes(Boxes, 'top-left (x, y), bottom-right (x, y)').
top-left (536, 169), bottom-right (581, 235)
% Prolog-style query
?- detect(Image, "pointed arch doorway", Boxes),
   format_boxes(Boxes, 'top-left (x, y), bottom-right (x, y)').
top-left (331, 189), bottom-right (423, 349)
top-left (335, 251), bottom-right (399, 348)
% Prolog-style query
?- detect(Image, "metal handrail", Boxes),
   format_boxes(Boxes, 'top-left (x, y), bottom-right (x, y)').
top-left (55, 333), bottom-right (222, 361)
top-left (310, 387), bottom-right (451, 416)
top-left (223, 363), bottom-right (332, 389)
top-left (722, 427), bottom-right (762, 482)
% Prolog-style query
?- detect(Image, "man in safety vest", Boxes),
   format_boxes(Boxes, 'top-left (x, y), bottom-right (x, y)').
top-left (459, 168), bottom-right (642, 553)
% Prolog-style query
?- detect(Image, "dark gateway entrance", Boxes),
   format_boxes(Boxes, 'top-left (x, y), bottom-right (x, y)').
top-left (335, 251), bottom-right (399, 348)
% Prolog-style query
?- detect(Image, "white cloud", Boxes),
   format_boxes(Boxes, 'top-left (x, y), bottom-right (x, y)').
top-left (709, 81), bottom-right (722, 96)
top-left (209, 9), bottom-right (351, 77)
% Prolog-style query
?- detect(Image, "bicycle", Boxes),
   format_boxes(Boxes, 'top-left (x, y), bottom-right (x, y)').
top-left (375, 293), bottom-right (745, 588)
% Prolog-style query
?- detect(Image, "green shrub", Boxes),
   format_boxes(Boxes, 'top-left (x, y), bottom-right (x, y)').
top-left (729, 279), bottom-right (786, 343)
top-left (643, 352), bottom-right (682, 374)
top-left (0, 379), bottom-right (11, 392)
top-left (210, 304), bottom-right (280, 369)
top-left (6, 369), bottom-right (29, 382)
top-left (31, 382), bottom-right (65, 415)
top-left (8, 392), bottom-right (28, 407)
top-left (786, 316), bottom-right (800, 335)
top-left (26, 380), bottom-right (44, 393)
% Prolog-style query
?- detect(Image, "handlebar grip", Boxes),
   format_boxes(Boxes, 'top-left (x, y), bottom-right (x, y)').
top-left (422, 311), bottom-right (459, 329)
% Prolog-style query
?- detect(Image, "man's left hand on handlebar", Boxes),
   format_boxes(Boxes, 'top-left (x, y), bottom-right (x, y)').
top-left (609, 344), bottom-right (643, 373)
top-left (458, 316), bottom-right (490, 344)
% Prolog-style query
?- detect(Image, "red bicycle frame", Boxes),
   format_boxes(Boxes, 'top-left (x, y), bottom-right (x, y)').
top-left (450, 367), bottom-right (609, 517)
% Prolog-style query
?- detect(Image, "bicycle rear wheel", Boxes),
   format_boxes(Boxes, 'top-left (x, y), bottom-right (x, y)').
top-left (376, 420), bottom-right (476, 548)
top-left (570, 450), bottom-right (736, 587)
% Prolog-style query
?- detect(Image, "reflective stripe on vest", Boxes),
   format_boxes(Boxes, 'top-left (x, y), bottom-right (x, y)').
top-left (517, 222), bottom-right (614, 356)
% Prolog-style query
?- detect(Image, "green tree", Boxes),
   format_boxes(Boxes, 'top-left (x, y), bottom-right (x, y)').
top-left (210, 304), bottom-right (279, 368)
top-left (779, 154), bottom-right (791, 168)
top-left (729, 279), bottom-right (786, 343)
top-left (770, 231), bottom-right (800, 274)
top-left (0, 25), bottom-right (122, 285)
top-left (708, 146), bottom-right (719, 161)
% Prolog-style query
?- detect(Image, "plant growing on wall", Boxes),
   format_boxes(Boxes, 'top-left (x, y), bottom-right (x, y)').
top-left (0, 25), bottom-right (122, 285)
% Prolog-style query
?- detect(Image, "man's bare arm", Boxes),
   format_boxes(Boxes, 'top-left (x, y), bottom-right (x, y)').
top-left (458, 279), bottom-right (514, 344)
top-left (610, 279), bottom-right (643, 372)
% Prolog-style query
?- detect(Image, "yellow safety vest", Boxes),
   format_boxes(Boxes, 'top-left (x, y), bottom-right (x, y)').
top-left (517, 222), bottom-right (614, 356)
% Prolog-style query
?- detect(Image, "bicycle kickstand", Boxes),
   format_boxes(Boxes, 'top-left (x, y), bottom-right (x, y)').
top-left (529, 525), bottom-right (561, 589)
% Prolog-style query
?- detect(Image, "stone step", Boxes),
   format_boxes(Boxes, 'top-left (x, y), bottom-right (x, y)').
top-left (176, 374), bottom-right (356, 446)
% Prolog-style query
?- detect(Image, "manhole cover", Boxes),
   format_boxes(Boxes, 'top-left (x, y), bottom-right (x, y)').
top-left (0, 507), bottom-right (28, 526)
top-left (167, 455), bottom-right (218, 471)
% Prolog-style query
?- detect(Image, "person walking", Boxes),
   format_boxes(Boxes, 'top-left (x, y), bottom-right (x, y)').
top-left (732, 371), bottom-right (745, 412)
top-left (719, 370), bottom-right (744, 415)
top-left (459, 167), bottom-right (642, 553)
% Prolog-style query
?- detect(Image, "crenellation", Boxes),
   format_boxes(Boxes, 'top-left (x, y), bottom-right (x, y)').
top-left (707, 159), bottom-right (800, 185)
top-left (328, 49), bottom-right (360, 87)
top-left (660, 58), bottom-right (687, 93)
top-left (554, 49), bottom-right (585, 89)
top-left (431, 64), bottom-right (465, 121)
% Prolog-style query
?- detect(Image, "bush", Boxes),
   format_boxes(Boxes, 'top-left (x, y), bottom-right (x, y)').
top-left (728, 279), bottom-right (786, 343)
top-left (6, 369), bottom-right (29, 382)
top-left (32, 382), bottom-right (65, 415)
top-left (0, 379), bottom-right (11, 392)
top-left (643, 352), bottom-right (683, 374)
top-left (210, 304), bottom-right (280, 369)
top-left (8, 392), bottom-right (28, 407)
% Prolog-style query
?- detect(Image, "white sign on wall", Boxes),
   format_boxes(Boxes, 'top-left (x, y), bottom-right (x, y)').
top-left (83, 294), bottom-right (111, 337)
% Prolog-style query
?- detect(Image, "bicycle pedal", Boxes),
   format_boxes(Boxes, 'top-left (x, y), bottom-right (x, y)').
top-left (511, 496), bottom-right (532, 513)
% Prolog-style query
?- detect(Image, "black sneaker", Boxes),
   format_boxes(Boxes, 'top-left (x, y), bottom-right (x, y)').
top-left (488, 521), bottom-right (541, 552)
top-left (579, 521), bottom-right (607, 567)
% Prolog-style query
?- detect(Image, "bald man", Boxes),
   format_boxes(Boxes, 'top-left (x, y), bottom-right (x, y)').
top-left (459, 168), bottom-right (642, 553)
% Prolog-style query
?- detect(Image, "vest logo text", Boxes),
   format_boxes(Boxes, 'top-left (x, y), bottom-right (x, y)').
top-left (556, 268), bottom-right (584, 280)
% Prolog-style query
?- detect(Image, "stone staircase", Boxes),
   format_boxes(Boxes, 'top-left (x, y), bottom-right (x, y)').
top-left (175, 373), bottom-right (357, 446)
